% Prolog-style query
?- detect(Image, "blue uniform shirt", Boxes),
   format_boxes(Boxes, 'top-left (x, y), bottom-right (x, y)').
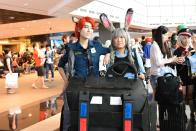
top-left (143, 43), bottom-right (152, 59)
top-left (58, 40), bottom-right (110, 78)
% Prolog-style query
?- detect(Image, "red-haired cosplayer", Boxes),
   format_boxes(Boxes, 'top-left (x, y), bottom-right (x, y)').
top-left (58, 16), bottom-right (110, 131)
top-left (74, 16), bottom-right (96, 39)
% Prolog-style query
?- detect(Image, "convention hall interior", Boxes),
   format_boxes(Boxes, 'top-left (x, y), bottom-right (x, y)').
top-left (0, 0), bottom-right (196, 131)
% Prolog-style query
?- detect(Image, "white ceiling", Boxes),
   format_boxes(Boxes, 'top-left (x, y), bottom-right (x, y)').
top-left (0, 0), bottom-right (93, 17)
top-left (0, 0), bottom-right (93, 39)
top-left (0, 0), bottom-right (196, 39)
top-left (71, 0), bottom-right (196, 28)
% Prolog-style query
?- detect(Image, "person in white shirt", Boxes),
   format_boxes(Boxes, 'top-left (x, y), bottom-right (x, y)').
top-left (45, 44), bottom-right (55, 81)
top-left (150, 26), bottom-right (184, 94)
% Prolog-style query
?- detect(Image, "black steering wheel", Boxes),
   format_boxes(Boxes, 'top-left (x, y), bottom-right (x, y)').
top-left (105, 61), bottom-right (138, 79)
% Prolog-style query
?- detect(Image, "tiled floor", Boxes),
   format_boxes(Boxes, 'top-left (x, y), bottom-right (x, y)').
top-left (21, 113), bottom-right (61, 131)
top-left (0, 71), bottom-right (63, 115)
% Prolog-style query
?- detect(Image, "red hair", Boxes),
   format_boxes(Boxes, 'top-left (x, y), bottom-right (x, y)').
top-left (75, 16), bottom-right (96, 38)
top-left (145, 37), bottom-right (152, 43)
top-left (62, 34), bottom-right (69, 42)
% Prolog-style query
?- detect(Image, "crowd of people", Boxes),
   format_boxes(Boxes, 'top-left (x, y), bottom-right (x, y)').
top-left (57, 14), bottom-right (196, 130)
top-left (0, 13), bottom-right (195, 130)
top-left (0, 48), bottom-right (32, 76)
top-left (0, 42), bottom-right (62, 92)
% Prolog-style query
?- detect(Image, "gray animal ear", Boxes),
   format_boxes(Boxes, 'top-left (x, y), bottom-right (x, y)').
top-left (124, 8), bottom-right (134, 31)
top-left (100, 13), bottom-right (115, 32)
top-left (72, 16), bottom-right (79, 23)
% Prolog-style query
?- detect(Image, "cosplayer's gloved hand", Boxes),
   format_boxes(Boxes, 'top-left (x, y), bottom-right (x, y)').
top-left (103, 53), bottom-right (110, 65)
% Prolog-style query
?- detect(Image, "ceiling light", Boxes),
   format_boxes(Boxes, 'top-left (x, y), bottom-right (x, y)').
top-left (28, 113), bottom-right (32, 117)
top-left (23, 3), bottom-right (29, 6)
top-left (9, 16), bottom-right (15, 20)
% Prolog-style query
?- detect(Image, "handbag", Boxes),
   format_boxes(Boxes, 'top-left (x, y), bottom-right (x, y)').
top-left (145, 80), bottom-right (154, 101)
top-left (5, 73), bottom-right (18, 89)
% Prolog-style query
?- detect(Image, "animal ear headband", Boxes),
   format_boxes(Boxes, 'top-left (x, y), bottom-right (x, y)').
top-left (72, 16), bottom-right (79, 24)
top-left (124, 8), bottom-right (134, 31)
top-left (99, 13), bottom-right (115, 32)
top-left (72, 16), bottom-right (99, 30)
top-left (100, 8), bottom-right (134, 32)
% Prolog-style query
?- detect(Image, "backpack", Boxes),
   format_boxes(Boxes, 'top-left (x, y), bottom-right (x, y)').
top-left (155, 73), bottom-right (183, 104)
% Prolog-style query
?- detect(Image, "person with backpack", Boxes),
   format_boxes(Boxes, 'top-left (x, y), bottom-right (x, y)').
top-left (150, 26), bottom-right (183, 94)
top-left (110, 29), bottom-right (145, 79)
top-left (99, 9), bottom-right (145, 79)
top-left (58, 16), bottom-right (110, 131)
top-left (151, 25), bottom-right (191, 130)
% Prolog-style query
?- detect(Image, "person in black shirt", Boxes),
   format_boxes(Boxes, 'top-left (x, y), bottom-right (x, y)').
top-left (141, 35), bottom-right (146, 50)
top-left (174, 24), bottom-right (195, 122)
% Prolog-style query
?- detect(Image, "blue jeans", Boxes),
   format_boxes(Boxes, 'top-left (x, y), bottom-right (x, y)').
top-left (150, 75), bottom-right (159, 90)
top-left (45, 63), bottom-right (54, 79)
